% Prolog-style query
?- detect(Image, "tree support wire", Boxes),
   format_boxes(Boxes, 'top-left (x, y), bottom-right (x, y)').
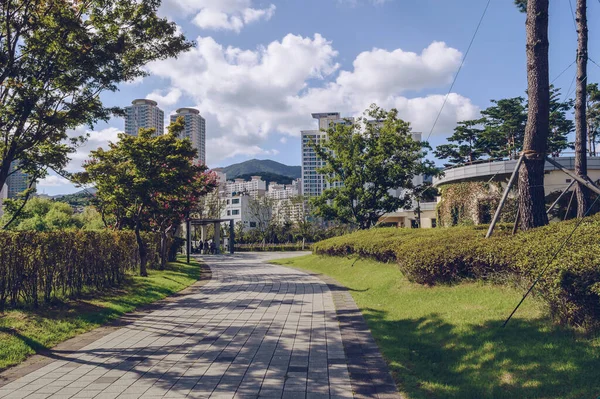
top-left (546, 179), bottom-right (576, 214)
top-left (486, 154), bottom-right (525, 238)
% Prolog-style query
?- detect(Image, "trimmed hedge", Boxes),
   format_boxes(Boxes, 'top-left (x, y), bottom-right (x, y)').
top-left (314, 219), bottom-right (600, 330)
top-left (0, 231), bottom-right (159, 309)
top-left (235, 243), bottom-right (312, 252)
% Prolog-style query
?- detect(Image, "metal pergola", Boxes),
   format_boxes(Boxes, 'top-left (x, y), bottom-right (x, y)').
top-left (185, 218), bottom-right (235, 263)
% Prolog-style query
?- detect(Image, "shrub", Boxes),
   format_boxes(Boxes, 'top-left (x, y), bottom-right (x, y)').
top-left (314, 218), bottom-right (600, 330)
top-left (0, 230), bottom-right (160, 309)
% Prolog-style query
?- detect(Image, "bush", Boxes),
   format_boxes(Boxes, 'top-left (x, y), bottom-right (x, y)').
top-left (313, 218), bottom-right (600, 330)
top-left (0, 230), bottom-right (160, 309)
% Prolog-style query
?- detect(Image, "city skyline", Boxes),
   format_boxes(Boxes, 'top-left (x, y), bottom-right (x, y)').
top-left (35, 0), bottom-right (600, 195)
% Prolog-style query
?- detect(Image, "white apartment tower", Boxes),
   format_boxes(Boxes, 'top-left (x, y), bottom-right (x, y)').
top-left (124, 99), bottom-right (164, 137)
top-left (6, 161), bottom-right (33, 198)
top-left (170, 108), bottom-right (206, 165)
top-left (301, 113), bottom-right (350, 197)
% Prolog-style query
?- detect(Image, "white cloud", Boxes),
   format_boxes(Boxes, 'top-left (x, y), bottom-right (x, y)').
top-left (147, 88), bottom-right (182, 106)
top-left (147, 35), bottom-right (479, 165)
top-left (162, 0), bottom-right (275, 33)
top-left (38, 175), bottom-right (71, 187)
top-left (337, 42), bottom-right (461, 95)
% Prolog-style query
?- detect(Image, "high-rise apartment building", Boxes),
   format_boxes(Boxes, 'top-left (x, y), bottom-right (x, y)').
top-left (6, 161), bottom-right (32, 198)
top-left (170, 108), bottom-right (206, 164)
top-left (124, 99), bottom-right (164, 136)
top-left (301, 113), bottom-right (350, 198)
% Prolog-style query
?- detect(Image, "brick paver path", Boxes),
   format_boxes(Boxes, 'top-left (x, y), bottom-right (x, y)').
top-left (0, 253), bottom-right (358, 399)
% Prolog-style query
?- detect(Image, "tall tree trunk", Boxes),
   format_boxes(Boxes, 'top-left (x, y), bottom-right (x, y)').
top-left (159, 230), bottom-right (169, 270)
top-left (575, 0), bottom-right (590, 217)
top-left (518, 0), bottom-right (550, 230)
top-left (135, 220), bottom-right (148, 277)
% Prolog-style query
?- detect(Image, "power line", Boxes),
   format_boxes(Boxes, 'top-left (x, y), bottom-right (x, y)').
top-left (503, 192), bottom-right (600, 327)
top-left (425, 0), bottom-right (492, 142)
top-left (551, 60), bottom-right (576, 83)
top-left (567, 0), bottom-right (577, 30)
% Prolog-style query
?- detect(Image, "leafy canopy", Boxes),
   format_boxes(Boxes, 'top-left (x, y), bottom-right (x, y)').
top-left (435, 87), bottom-right (574, 166)
top-left (310, 105), bottom-right (437, 230)
top-left (0, 0), bottom-right (192, 195)
top-left (76, 118), bottom-right (217, 274)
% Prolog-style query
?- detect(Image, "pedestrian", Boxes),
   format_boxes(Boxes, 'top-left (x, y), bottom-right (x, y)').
top-left (203, 241), bottom-right (209, 254)
top-left (210, 241), bottom-right (216, 254)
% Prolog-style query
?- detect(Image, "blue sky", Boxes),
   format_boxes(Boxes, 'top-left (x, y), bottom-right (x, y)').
top-left (39, 0), bottom-right (600, 195)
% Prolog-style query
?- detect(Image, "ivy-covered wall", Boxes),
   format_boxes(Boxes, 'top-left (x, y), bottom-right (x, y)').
top-left (437, 182), bottom-right (517, 227)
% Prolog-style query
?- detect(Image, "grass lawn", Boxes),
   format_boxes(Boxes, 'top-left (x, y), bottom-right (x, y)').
top-left (272, 255), bottom-right (600, 399)
top-left (0, 258), bottom-right (202, 371)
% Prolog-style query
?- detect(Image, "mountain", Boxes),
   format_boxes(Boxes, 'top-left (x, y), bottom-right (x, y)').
top-left (218, 159), bottom-right (301, 180)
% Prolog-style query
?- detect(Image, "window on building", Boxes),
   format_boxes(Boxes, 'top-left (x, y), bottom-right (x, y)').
top-left (249, 222), bottom-right (257, 228)
top-left (226, 199), bottom-right (230, 204)
top-left (227, 210), bottom-right (231, 216)
top-left (232, 198), bottom-right (240, 204)
top-left (232, 210), bottom-right (240, 215)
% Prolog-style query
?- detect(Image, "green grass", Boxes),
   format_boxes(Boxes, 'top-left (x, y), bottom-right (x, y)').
top-left (272, 255), bottom-right (600, 399)
top-left (0, 258), bottom-right (202, 371)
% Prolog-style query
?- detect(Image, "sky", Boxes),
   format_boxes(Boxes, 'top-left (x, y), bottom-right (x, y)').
top-left (38, 0), bottom-right (600, 195)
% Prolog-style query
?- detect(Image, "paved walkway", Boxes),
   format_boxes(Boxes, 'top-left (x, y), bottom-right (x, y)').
top-left (0, 253), bottom-right (397, 399)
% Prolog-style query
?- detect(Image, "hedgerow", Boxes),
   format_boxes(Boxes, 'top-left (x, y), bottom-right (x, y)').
top-left (0, 231), bottom-right (160, 309)
top-left (313, 219), bottom-right (600, 330)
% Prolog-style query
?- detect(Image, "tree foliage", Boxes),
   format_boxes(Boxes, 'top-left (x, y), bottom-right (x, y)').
top-left (436, 88), bottom-right (574, 166)
top-left (310, 105), bottom-right (437, 229)
top-left (0, 0), bottom-right (192, 204)
top-left (587, 83), bottom-right (600, 155)
top-left (76, 119), bottom-right (217, 276)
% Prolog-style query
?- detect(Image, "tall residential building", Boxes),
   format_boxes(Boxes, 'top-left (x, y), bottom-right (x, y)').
top-left (170, 108), bottom-right (206, 164)
top-left (124, 99), bottom-right (164, 137)
top-left (301, 113), bottom-right (351, 198)
top-left (6, 161), bottom-right (32, 198)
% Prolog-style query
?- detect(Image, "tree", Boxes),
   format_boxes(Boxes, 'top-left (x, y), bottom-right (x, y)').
top-left (575, 0), bottom-right (590, 217)
top-left (481, 97), bottom-right (528, 159)
top-left (515, 0), bottom-right (527, 12)
top-left (246, 196), bottom-right (274, 245)
top-left (76, 119), bottom-right (216, 276)
top-left (0, 0), bottom-right (192, 214)
top-left (434, 119), bottom-right (486, 166)
top-left (587, 83), bottom-right (600, 155)
top-left (0, 197), bottom-right (81, 231)
top-left (310, 105), bottom-right (437, 230)
top-left (547, 86), bottom-right (575, 156)
top-left (518, 0), bottom-right (550, 230)
top-left (148, 171), bottom-right (217, 269)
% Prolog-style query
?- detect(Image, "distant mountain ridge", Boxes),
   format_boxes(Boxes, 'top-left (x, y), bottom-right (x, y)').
top-left (217, 159), bottom-right (301, 180)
